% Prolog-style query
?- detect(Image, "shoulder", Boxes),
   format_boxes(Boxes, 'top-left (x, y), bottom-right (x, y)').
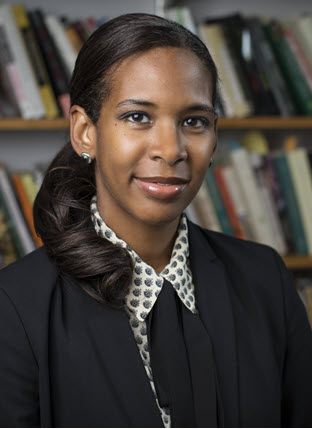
top-left (188, 219), bottom-right (280, 269)
top-left (0, 246), bottom-right (58, 304)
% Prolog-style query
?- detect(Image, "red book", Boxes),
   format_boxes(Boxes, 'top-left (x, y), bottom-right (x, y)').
top-left (213, 166), bottom-right (247, 239)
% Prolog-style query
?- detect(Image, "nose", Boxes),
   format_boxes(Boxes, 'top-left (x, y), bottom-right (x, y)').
top-left (148, 122), bottom-right (187, 166)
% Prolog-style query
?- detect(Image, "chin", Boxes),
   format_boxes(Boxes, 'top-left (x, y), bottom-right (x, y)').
top-left (133, 204), bottom-right (187, 226)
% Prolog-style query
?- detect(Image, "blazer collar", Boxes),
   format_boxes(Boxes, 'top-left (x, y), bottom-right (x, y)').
top-left (187, 220), bottom-right (240, 427)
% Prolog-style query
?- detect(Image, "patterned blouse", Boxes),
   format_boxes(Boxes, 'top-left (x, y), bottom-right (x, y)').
top-left (90, 195), bottom-right (197, 427)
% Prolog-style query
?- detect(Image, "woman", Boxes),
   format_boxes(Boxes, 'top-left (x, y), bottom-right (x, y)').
top-left (0, 13), bottom-right (312, 428)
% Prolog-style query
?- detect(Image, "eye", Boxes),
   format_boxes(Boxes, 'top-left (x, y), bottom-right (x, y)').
top-left (182, 117), bottom-right (210, 128)
top-left (123, 112), bottom-right (150, 123)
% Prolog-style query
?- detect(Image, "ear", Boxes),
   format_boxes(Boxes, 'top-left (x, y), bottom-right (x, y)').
top-left (212, 115), bottom-right (218, 157)
top-left (70, 105), bottom-right (97, 160)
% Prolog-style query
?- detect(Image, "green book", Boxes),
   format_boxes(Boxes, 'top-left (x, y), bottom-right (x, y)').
top-left (264, 20), bottom-right (312, 116)
top-left (205, 168), bottom-right (233, 236)
top-left (273, 153), bottom-right (308, 254)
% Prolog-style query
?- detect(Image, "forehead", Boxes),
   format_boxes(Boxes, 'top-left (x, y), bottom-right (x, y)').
top-left (107, 47), bottom-right (214, 107)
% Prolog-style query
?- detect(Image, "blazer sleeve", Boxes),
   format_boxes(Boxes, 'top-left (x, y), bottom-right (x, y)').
top-left (274, 252), bottom-right (312, 427)
top-left (0, 288), bottom-right (40, 428)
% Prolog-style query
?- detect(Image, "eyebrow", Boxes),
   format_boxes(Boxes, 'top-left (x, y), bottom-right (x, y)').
top-left (116, 98), bottom-right (216, 114)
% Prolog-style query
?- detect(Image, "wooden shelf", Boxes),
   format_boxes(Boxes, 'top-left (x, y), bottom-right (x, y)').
top-left (218, 117), bottom-right (312, 129)
top-left (0, 118), bottom-right (69, 130)
top-left (283, 256), bottom-right (312, 270)
top-left (1, 116), bottom-right (312, 131)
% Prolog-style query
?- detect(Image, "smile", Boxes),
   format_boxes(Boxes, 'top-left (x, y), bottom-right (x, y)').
top-left (134, 176), bottom-right (189, 200)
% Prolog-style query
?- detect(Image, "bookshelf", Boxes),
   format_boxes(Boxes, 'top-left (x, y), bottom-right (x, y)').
top-left (1, 0), bottom-right (312, 272)
top-left (2, 117), bottom-right (312, 130)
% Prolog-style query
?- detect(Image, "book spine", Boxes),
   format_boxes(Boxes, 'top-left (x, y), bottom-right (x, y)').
top-left (248, 18), bottom-right (296, 116)
top-left (0, 198), bottom-right (19, 266)
top-left (205, 168), bottom-right (233, 235)
top-left (0, 5), bottom-right (45, 119)
top-left (44, 14), bottom-right (77, 81)
top-left (199, 24), bottom-right (236, 117)
top-left (229, 148), bottom-right (275, 247)
top-left (273, 153), bottom-right (308, 255)
top-left (11, 173), bottom-right (43, 248)
top-left (0, 165), bottom-right (36, 257)
top-left (0, 43), bottom-right (20, 117)
top-left (287, 148), bottom-right (312, 254)
top-left (29, 9), bottom-right (70, 118)
top-left (283, 26), bottom-right (312, 92)
top-left (12, 4), bottom-right (59, 119)
top-left (265, 20), bottom-right (312, 115)
top-left (191, 181), bottom-right (222, 231)
top-left (213, 166), bottom-right (246, 239)
top-left (222, 165), bottom-right (253, 240)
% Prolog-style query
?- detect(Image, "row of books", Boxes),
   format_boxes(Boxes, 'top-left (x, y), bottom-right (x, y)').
top-left (0, 162), bottom-right (46, 268)
top-left (164, 6), bottom-right (312, 117)
top-left (297, 277), bottom-right (312, 329)
top-left (185, 130), bottom-right (312, 256)
top-left (0, 3), bottom-right (108, 120)
top-left (1, 4), bottom-right (312, 119)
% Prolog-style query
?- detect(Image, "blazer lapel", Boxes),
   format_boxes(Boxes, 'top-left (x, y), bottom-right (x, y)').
top-left (62, 276), bottom-right (164, 428)
top-left (188, 220), bottom-right (240, 427)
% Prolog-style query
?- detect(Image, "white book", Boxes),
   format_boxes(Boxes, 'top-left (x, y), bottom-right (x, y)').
top-left (199, 23), bottom-right (252, 118)
top-left (0, 5), bottom-right (45, 119)
top-left (184, 202), bottom-right (200, 225)
top-left (229, 148), bottom-right (276, 248)
top-left (45, 14), bottom-right (77, 80)
top-left (0, 165), bottom-right (35, 256)
top-left (249, 153), bottom-right (288, 255)
top-left (192, 181), bottom-right (222, 231)
top-left (286, 148), bottom-right (312, 254)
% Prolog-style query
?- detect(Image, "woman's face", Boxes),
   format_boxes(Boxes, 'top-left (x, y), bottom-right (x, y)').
top-left (94, 47), bottom-right (217, 227)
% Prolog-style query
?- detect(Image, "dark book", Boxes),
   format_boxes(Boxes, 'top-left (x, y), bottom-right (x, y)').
top-left (264, 20), bottom-right (312, 116)
top-left (205, 13), bottom-right (280, 115)
top-left (28, 9), bottom-right (70, 118)
top-left (247, 17), bottom-right (297, 116)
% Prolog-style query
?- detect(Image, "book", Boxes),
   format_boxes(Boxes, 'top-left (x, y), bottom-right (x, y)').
top-left (264, 19), bottom-right (312, 115)
top-left (215, 13), bottom-right (280, 116)
top-left (273, 152), bottom-right (308, 255)
top-left (191, 181), bottom-right (222, 231)
top-left (221, 164), bottom-right (253, 240)
top-left (45, 14), bottom-right (78, 82)
top-left (0, 201), bottom-right (18, 268)
top-left (228, 146), bottom-right (277, 249)
top-left (247, 17), bottom-right (296, 116)
top-left (0, 164), bottom-right (36, 257)
top-left (213, 165), bottom-right (247, 239)
top-left (0, 47), bottom-right (20, 117)
top-left (0, 4), bottom-right (45, 119)
top-left (204, 167), bottom-right (233, 236)
top-left (11, 173), bottom-right (43, 248)
top-left (29, 9), bottom-right (70, 118)
top-left (12, 4), bottom-right (60, 119)
top-left (286, 147), bottom-right (312, 254)
top-left (199, 23), bottom-right (252, 117)
top-left (296, 277), bottom-right (312, 328)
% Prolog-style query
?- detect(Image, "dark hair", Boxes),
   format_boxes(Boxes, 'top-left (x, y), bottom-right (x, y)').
top-left (33, 13), bottom-right (219, 308)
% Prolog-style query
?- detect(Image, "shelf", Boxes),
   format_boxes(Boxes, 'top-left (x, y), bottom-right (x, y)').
top-left (1, 117), bottom-right (312, 131)
top-left (0, 118), bottom-right (69, 130)
top-left (218, 117), bottom-right (312, 129)
top-left (283, 256), bottom-right (312, 270)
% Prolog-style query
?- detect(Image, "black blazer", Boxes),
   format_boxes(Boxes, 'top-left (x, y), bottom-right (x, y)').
top-left (0, 220), bottom-right (312, 428)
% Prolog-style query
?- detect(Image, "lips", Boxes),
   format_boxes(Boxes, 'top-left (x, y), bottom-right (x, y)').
top-left (134, 176), bottom-right (189, 199)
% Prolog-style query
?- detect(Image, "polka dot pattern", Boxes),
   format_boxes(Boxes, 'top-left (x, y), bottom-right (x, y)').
top-left (90, 194), bottom-right (197, 428)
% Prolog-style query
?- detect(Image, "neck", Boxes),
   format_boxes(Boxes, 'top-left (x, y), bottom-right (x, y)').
top-left (96, 199), bottom-right (180, 274)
